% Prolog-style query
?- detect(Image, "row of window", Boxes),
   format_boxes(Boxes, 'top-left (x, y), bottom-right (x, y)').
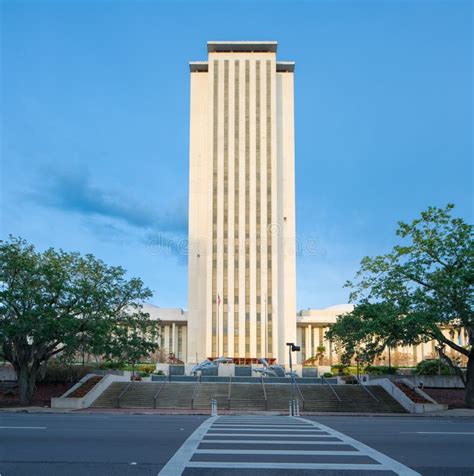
top-left (211, 58), bottom-right (274, 358)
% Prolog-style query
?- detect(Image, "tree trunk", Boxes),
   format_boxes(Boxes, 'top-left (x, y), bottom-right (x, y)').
top-left (465, 350), bottom-right (474, 409)
top-left (15, 362), bottom-right (39, 406)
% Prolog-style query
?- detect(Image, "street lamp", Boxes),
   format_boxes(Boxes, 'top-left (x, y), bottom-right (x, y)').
top-left (286, 342), bottom-right (300, 415)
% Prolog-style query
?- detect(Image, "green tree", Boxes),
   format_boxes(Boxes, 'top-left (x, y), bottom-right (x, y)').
top-left (326, 205), bottom-right (473, 407)
top-left (0, 236), bottom-right (159, 404)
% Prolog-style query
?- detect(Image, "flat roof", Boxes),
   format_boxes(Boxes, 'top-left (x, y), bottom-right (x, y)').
top-left (190, 61), bottom-right (295, 73)
top-left (189, 61), bottom-right (208, 72)
top-left (277, 61), bottom-right (295, 72)
top-left (208, 41), bottom-right (277, 53)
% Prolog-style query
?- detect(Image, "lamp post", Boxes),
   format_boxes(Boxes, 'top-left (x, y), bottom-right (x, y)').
top-left (286, 342), bottom-right (300, 415)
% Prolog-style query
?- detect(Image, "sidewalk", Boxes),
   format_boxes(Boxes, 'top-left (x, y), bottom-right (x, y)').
top-left (0, 406), bottom-right (73, 413)
top-left (416, 408), bottom-right (474, 418)
top-left (1, 406), bottom-right (473, 417)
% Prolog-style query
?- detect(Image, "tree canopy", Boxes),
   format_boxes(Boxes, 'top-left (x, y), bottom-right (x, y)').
top-left (0, 236), bottom-right (159, 404)
top-left (326, 205), bottom-right (474, 407)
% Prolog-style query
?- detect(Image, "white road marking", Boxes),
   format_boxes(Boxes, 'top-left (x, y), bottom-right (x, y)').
top-left (158, 416), bottom-right (217, 476)
top-left (195, 449), bottom-right (361, 455)
top-left (0, 426), bottom-right (46, 430)
top-left (201, 439), bottom-right (348, 445)
top-left (208, 427), bottom-right (325, 432)
top-left (404, 431), bottom-right (474, 435)
top-left (204, 432), bottom-right (335, 437)
top-left (212, 424), bottom-right (310, 428)
top-left (186, 462), bottom-right (391, 470)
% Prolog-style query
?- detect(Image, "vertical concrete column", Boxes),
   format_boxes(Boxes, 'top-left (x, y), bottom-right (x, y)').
top-left (323, 327), bottom-right (331, 364)
top-left (164, 326), bottom-right (170, 355)
top-left (182, 326), bottom-right (188, 362)
top-left (305, 325), bottom-right (312, 360)
top-left (172, 323), bottom-right (176, 355)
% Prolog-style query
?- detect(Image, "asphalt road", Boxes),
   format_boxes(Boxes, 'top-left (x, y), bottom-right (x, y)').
top-left (309, 416), bottom-right (474, 476)
top-left (0, 412), bottom-right (472, 475)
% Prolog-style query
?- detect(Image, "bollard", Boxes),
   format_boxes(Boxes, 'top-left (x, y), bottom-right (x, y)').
top-left (211, 398), bottom-right (218, 416)
top-left (289, 399), bottom-right (299, 416)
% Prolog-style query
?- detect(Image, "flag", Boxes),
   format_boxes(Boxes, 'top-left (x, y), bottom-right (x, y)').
top-left (217, 294), bottom-right (221, 305)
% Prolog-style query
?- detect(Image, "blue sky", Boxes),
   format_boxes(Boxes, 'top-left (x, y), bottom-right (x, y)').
top-left (1, 0), bottom-right (472, 310)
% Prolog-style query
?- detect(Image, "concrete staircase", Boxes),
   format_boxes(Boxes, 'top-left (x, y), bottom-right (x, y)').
top-left (117, 382), bottom-right (160, 408)
top-left (90, 382), bottom-right (128, 408)
top-left (90, 381), bottom-right (406, 413)
top-left (156, 382), bottom-right (196, 408)
top-left (192, 383), bottom-right (229, 409)
top-left (229, 382), bottom-right (267, 410)
top-left (300, 384), bottom-right (406, 413)
top-left (265, 383), bottom-right (303, 410)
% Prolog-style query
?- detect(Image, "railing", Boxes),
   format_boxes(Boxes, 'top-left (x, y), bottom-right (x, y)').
top-left (190, 374), bottom-right (201, 410)
top-left (117, 381), bottom-right (133, 408)
top-left (261, 376), bottom-right (268, 411)
top-left (355, 375), bottom-right (380, 403)
top-left (153, 379), bottom-right (168, 409)
top-left (294, 378), bottom-right (305, 411)
top-left (322, 375), bottom-right (342, 402)
top-left (227, 376), bottom-right (232, 410)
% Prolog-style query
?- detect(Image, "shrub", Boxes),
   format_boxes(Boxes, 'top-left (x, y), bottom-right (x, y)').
top-left (153, 370), bottom-right (164, 376)
top-left (40, 363), bottom-right (94, 383)
top-left (98, 361), bottom-right (127, 370)
top-left (137, 364), bottom-right (156, 373)
top-left (414, 359), bottom-right (452, 376)
top-left (365, 365), bottom-right (398, 375)
top-left (323, 372), bottom-right (333, 378)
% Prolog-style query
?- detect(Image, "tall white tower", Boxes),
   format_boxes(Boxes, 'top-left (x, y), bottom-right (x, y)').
top-left (187, 41), bottom-right (296, 365)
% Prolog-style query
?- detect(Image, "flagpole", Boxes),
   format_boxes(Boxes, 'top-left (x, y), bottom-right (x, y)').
top-left (217, 294), bottom-right (220, 357)
top-left (264, 293), bottom-right (268, 359)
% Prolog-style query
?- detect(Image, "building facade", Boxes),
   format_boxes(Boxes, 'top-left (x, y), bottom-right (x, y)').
top-left (147, 304), bottom-right (467, 367)
top-left (187, 41), bottom-right (297, 365)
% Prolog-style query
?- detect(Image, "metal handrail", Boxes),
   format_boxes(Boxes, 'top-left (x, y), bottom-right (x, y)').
top-left (191, 375), bottom-right (201, 410)
top-left (321, 375), bottom-right (342, 402)
top-left (355, 375), bottom-right (379, 403)
top-left (227, 376), bottom-right (232, 410)
top-left (117, 381), bottom-right (133, 408)
top-left (294, 378), bottom-right (305, 410)
top-left (153, 379), bottom-right (168, 409)
top-left (261, 376), bottom-right (268, 411)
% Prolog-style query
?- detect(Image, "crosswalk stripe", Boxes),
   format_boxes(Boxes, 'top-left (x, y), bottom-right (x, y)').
top-left (208, 427), bottom-right (326, 432)
top-left (200, 439), bottom-right (348, 445)
top-left (186, 462), bottom-right (392, 470)
top-left (195, 449), bottom-right (361, 455)
top-left (204, 432), bottom-right (336, 437)
top-left (212, 424), bottom-right (312, 427)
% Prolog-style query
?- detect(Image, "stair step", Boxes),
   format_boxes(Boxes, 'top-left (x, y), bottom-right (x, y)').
top-left (90, 381), bottom-right (406, 413)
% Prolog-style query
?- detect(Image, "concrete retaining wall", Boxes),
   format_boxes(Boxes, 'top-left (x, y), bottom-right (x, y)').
top-left (51, 373), bottom-right (129, 409)
top-left (368, 374), bottom-right (464, 388)
top-left (366, 378), bottom-right (448, 413)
